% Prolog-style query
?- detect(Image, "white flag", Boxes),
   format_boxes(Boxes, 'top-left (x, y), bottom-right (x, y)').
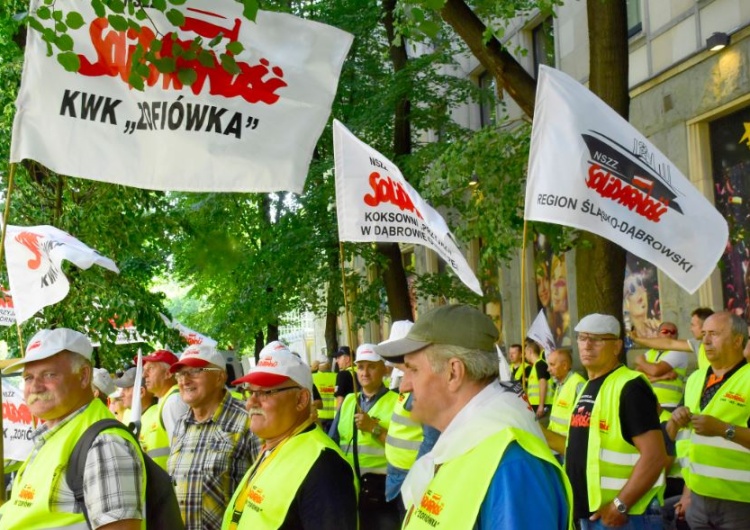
top-left (527, 309), bottom-right (556, 353)
top-left (160, 314), bottom-right (218, 348)
top-left (11, 0), bottom-right (352, 193)
top-left (525, 66), bottom-right (728, 294)
top-left (333, 120), bottom-right (482, 296)
top-left (2, 380), bottom-right (34, 461)
top-left (4, 225), bottom-right (119, 324)
top-left (0, 287), bottom-right (15, 327)
top-left (496, 345), bottom-right (512, 382)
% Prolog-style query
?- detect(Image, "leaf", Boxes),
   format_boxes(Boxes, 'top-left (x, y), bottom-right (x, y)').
top-left (149, 39), bottom-right (162, 53)
top-left (108, 14), bottom-right (128, 31)
top-left (242, 0), bottom-right (259, 21)
top-left (28, 16), bottom-right (45, 33)
top-left (423, 0), bottom-right (446, 9)
top-left (128, 70), bottom-right (145, 90)
top-left (134, 63), bottom-right (151, 78)
top-left (54, 33), bottom-right (75, 52)
top-left (55, 21), bottom-right (67, 33)
top-left (220, 53), bottom-right (240, 75)
top-left (418, 20), bottom-right (441, 39)
top-left (410, 7), bottom-right (425, 22)
top-left (91, 0), bottom-right (106, 18)
top-left (208, 35), bottom-right (222, 48)
top-left (36, 6), bottom-right (51, 20)
top-left (152, 0), bottom-right (167, 11)
top-left (65, 11), bottom-right (85, 30)
top-left (108, 0), bottom-right (126, 14)
top-left (52, 9), bottom-right (63, 21)
top-left (168, 0), bottom-right (187, 5)
top-left (225, 41), bottom-right (244, 55)
top-left (57, 51), bottom-right (81, 72)
top-left (153, 57), bottom-right (176, 73)
top-left (165, 8), bottom-right (185, 27)
top-left (177, 67), bottom-right (197, 86)
top-left (198, 50), bottom-right (215, 68)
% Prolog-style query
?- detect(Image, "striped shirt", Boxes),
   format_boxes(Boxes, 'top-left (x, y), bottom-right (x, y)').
top-left (168, 391), bottom-right (259, 530)
top-left (30, 403), bottom-right (144, 528)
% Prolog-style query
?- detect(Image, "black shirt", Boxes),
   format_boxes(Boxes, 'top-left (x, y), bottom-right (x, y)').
top-left (565, 367), bottom-right (660, 520)
top-left (534, 359), bottom-right (551, 381)
top-left (279, 443), bottom-right (358, 529)
top-left (334, 368), bottom-right (356, 398)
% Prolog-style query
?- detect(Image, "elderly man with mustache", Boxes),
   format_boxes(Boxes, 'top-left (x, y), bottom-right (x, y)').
top-left (0, 328), bottom-right (146, 530)
top-left (223, 341), bottom-right (357, 530)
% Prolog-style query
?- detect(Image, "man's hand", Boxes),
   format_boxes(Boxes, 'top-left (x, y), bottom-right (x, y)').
top-left (666, 406), bottom-right (692, 440)
top-left (691, 414), bottom-right (726, 437)
top-left (590, 502), bottom-right (628, 527)
top-left (675, 487), bottom-right (691, 521)
top-left (536, 404), bottom-right (546, 419)
top-left (354, 411), bottom-right (377, 433)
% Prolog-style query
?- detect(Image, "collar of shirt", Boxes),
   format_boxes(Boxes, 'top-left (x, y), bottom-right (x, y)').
top-left (358, 385), bottom-right (388, 409)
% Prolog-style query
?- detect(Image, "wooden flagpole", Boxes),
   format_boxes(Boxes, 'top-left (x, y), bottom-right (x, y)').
top-left (0, 162), bottom-right (20, 504)
top-left (519, 219), bottom-right (528, 392)
top-left (338, 242), bottom-right (360, 411)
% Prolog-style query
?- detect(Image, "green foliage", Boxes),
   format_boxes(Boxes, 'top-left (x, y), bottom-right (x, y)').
top-left (23, 0), bottom-right (261, 91)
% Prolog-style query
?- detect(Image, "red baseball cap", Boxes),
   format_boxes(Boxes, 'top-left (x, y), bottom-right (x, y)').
top-left (138, 349), bottom-right (179, 366)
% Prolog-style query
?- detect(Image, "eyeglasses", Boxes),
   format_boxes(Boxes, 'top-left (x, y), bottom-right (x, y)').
top-left (175, 368), bottom-right (223, 380)
top-left (245, 386), bottom-right (301, 401)
top-left (576, 334), bottom-right (619, 345)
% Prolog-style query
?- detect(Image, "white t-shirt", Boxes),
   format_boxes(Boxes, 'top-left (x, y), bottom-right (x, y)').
top-left (654, 350), bottom-right (689, 371)
top-left (161, 391), bottom-right (190, 440)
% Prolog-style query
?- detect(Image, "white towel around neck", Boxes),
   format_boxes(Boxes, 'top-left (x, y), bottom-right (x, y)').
top-left (401, 380), bottom-right (544, 508)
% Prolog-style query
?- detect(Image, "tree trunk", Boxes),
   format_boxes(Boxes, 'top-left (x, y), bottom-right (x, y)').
top-left (377, 0), bottom-right (414, 323)
top-left (575, 0), bottom-right (628, 334)
top-left (325, 276), bottom-right (340, 356)
top-left (440, 0), bottom-right (537, 118)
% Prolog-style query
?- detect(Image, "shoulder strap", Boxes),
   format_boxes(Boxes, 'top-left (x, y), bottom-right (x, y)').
top-left (351, 405), bottom-right (361, 479)
top-left (66, 419), bottom-right (134, 528)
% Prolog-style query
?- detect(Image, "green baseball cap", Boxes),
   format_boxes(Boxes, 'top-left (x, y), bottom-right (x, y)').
top-left (375, 304), bottom-right (499, 360)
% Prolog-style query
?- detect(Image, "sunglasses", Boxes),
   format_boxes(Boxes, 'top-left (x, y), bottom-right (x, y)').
top-left (659, 328), bottom-right (677, 335)
top-left (624, 276), bottom-right (645, 296)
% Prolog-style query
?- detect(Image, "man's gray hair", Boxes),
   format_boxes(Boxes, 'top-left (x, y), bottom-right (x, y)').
top-left (67, 351), bottom-right (92, 374)
top-left (425, 344), bottom-right (499, 382)
top-left (728, 312), bottom-right (749, 348)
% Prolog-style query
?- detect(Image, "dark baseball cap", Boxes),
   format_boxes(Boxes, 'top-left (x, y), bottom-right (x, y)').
top-left (332, 346), bottom-right (351, 358)
top-left (375, 304), bottom-right (498, 360)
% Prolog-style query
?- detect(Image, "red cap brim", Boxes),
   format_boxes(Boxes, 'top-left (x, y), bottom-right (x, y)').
top-left (231, 372), bottom-right (289, 387)
top-left (169, 358), bottom-right (210, 373)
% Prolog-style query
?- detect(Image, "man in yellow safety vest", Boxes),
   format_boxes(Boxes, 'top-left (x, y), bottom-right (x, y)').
top-left (376, 304), bottom-right (572, 530)
top-left (667, 311), bottom-right (750, 528)
top-left (222, 341), bottom-right (357, 529)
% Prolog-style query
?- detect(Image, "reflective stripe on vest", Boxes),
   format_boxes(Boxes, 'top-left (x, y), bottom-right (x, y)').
top-left (337, 390), bottom-right (398, 475)
top-left (527, 359), bottom-right (554, 406)
top-left (139, 385), bottom-right (179, 470)
top-left (221, 425), bottom-right (356, 529)
top-left (403, 427), bottom-right (573, 530)
top-left (0, 400), bottom-right (146, 530)
top-left (312, 372), bottom-right (337, 420)
top-left (644, 349), bottom-right (686, 422)
top-left (385, 392), bottom-right (423, 470)
top-left (676, 364), bottom-right (750, 502)
top-left (548, 372), bottom-right (586, 436)
top-left (569, 366), bottom-right (664, 514)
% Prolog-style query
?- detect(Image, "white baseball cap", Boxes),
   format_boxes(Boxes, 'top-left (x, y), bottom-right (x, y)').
top-left (380, 321), bottom-right (414, 344)
top-left (93, 367), bottom-right (116, 396)
top-left (169, 344), bottom-right (226, 373)
top-left (574, 314), bottom-right (621, 336)
top-left (355, 343), bottom-right (383, 364)
top-left (3, 328), bottom-right (93, 374)
top-left (232, 341), bottom-right (313, 392)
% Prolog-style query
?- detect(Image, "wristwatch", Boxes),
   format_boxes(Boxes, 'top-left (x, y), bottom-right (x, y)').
top-left (613, 497), bottom-right (628, 514)
top-left (725, 424), bottom-right (736, 441)
top-left (372, 424), bottom-right (383, 437)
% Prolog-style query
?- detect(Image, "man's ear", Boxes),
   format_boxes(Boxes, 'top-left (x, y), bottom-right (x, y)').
top-left (80, 364), bottom-right (93, 389)
top-left (445, 358), bottom-right (466, 391)
top-left (297, 389), bottom-right (311, 411)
